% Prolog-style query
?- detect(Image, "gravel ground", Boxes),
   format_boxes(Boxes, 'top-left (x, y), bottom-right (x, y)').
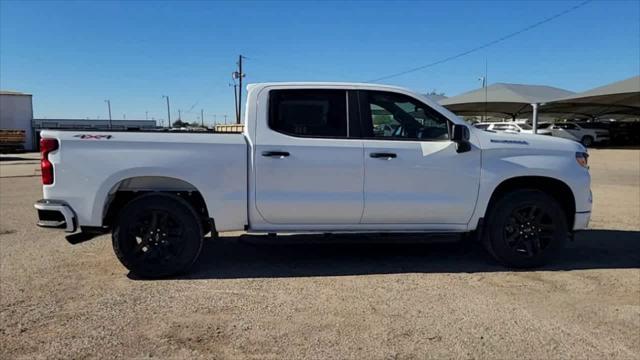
top-left (1, 149), bottom-right (639, 359)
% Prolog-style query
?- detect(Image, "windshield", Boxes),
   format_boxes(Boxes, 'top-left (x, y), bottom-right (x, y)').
top-left (518, 123), bottom-right (532, 130)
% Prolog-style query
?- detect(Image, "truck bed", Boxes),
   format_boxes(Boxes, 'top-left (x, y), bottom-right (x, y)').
top-left (41, 129), bottom-right (248, 231)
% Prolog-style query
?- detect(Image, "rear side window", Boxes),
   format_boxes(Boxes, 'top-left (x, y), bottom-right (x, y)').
top-left (269, 89), bottom-right (347, 137)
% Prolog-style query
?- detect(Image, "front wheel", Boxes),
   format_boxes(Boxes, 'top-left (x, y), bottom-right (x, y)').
top-left (483, 190), bottom-right (568, 268)
top-left (112, 193), bottom-right (203, 278)
top-left (581, 135), bottom-right (594, 147)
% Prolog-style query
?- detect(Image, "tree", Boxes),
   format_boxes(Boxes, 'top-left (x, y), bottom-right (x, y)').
top-left (172, 119), bottom-right (186, 128)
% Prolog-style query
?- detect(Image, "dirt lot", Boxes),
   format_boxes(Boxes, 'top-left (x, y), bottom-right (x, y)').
top-left (1, 149), bottom-right (639, 359)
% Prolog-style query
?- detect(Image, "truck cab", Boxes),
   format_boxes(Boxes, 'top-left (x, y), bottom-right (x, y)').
top-left (35, 82), bottom-right (592, 278)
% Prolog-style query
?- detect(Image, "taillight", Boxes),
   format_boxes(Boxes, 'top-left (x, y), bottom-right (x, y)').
top-left (40, 138), bottom-right (59, 185)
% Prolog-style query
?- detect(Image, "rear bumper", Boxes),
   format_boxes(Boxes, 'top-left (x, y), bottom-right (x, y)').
top-left (34, 199), bottom-right (77, 232)
top-left (574, 211), bottom-right (591, 231)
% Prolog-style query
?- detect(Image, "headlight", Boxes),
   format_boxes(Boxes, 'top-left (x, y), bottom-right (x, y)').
top-left (576, 152), bottom-right (589, 169)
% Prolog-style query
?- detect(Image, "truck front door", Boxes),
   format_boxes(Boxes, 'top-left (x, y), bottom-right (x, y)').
top-left (357, 90), bottom-right (481, 225)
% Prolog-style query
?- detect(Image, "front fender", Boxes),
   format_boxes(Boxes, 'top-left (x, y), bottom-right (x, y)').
top-left (468, 148), bottom-right (591, 230)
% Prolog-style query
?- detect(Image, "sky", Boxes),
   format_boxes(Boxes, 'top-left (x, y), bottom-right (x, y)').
top-left (1, 0), bottom-right (639, 125)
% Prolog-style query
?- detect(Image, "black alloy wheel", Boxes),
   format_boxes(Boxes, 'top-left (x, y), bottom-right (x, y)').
top-left (128, 209), bottom-right (186, 268)
top-left (113, 194), bottom-right (203, 278)
top-left (484, 189), bottom-right (568, 268)
top-left (503, 204), bottom-right (556, 257)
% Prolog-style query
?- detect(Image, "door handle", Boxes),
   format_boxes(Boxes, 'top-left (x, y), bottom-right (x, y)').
top-left (369, 152), bottom-right (397, 159)
top-left (262, 151), bottom-right (290, 158)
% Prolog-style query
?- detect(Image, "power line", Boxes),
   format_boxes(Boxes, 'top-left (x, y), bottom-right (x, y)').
top-left (368, 0), bottom-right (593, 82)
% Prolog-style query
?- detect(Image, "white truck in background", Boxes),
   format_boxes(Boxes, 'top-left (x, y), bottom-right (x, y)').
top-left (549, 122), bottom-right (610, 146)
top-left (35, 82), bottom-right (592, 278)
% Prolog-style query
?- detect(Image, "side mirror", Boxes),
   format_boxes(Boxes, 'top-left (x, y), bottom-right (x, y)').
top-left (452, 124), bottom-right (470, 141)
top-left (451, 124), bottom-right (471, 153)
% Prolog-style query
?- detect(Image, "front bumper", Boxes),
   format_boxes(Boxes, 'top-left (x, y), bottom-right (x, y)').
top-left (34, 199), bottom-right (77, 232)
top-left (573, 211), bottom-right (591, 230)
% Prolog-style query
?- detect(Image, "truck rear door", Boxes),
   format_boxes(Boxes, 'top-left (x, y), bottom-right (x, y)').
top-left (252, 89), bottom-right (364, 225)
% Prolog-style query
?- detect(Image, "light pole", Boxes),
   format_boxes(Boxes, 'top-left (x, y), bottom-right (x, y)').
top-left (477, 76), bottom-right (487, 122)
top-left (162, 95), bottom-right (171, 128)
top-left (104, 100), bottom-right (112, 129)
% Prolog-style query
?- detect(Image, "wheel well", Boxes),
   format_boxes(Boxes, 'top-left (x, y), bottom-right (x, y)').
top-left (486, 176), bottom-right (576, 228)
top-left (103, 177), bottom-right (212, 233)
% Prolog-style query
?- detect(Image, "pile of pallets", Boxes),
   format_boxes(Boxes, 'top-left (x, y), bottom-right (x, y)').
top-left (0, 129), bottom-right (25, 153)
top-left (214, 124), bottom-right (244, 133)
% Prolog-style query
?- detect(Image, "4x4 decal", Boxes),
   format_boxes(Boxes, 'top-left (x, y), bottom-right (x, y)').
top-left (73, 134), bottom-right (113, 140)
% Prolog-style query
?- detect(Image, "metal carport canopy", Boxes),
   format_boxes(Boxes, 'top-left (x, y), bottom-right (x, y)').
top-left (541, 76), bottom-right (640, 119)
top-left (439, 83), bottom-right (575, 119)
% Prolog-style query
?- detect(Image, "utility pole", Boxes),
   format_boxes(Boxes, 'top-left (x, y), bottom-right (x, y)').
top-left (162, 95), bottom-right (171, 128)
top-left (201, 109), bottom-right (204, 127)
top-left (178, 109), bottom-right (182, 121)
top-left (223, 114), bottom-right (228, 124)
top-left (230, 83), bottom-right (239, 122)
top-left (213, 114), bottom-right (217, 125)
top-left (238, 55), bottom-right (244, 124)
top-left (104, 100), bottom-right (112, 129)
top-left (145, 110), bottom-right (148, 120)
top-left (232, 55), bottom-right (246, 124)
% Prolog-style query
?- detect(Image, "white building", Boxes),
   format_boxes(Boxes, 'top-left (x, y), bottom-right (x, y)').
top-left (0, 90), bottom-right (35, 150)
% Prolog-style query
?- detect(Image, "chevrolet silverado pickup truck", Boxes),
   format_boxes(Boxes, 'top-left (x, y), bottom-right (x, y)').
top-left (35, 82), bottom-right (592, 278)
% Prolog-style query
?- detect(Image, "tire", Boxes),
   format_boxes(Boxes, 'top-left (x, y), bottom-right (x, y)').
top-left (112, 193), bottom-right (203, 278)
top-left (483, 189), bottom-right (568, 268)
top-left (581, 135), bottom-right (594, 147)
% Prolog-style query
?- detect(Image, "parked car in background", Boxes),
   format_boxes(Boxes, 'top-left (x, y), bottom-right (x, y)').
top-left (609, 121), bottom-right (640, 145)
top-left (579, 120), bottom-right (640, 146)
top-left (575, 121), bottom-right (610, 131)
top-left (473, 123), bottom-right (490, 130)
top-left (550, 122), bottom-right (609, 146)
top-left (473, 122), bottom-right (552, 135)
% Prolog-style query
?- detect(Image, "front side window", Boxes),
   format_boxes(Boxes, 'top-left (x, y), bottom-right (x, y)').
top-left (361, 91), bottom-right (449, 140)
top-left (558, 123), bottom-right (577, 130)
top-left (269, 89), bottom-right (347, 137)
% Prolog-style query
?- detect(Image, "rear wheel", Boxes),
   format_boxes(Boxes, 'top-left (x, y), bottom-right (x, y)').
top-left (112, 193), bottom-right (203, 278)
top-left (484, 190), bottom-right (568, 268)
top-left (581, 135), bottom-right (594, 147)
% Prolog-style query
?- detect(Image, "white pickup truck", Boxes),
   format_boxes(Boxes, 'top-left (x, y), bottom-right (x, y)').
top-left (35, 82), bottom-right (592, 278)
